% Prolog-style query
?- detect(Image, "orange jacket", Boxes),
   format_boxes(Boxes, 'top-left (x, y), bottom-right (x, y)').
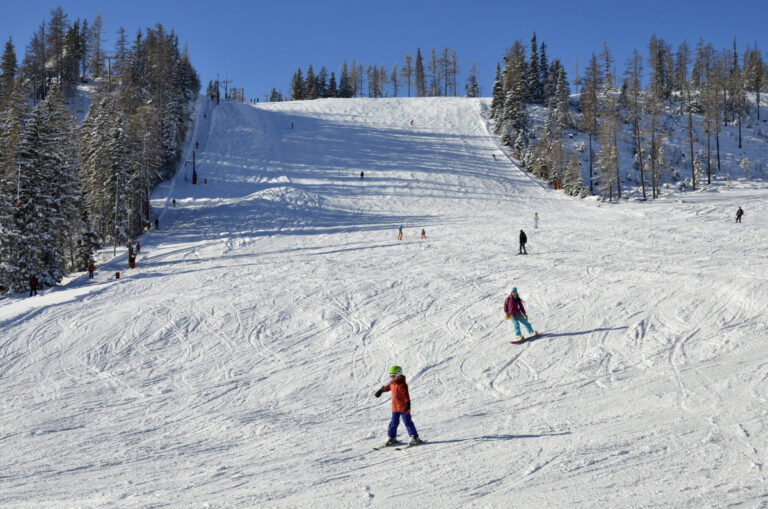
top-left (380, 376), bottom-right (411, 413)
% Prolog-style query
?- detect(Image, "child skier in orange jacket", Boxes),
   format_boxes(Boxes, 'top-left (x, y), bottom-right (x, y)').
top-left (375, 366), bottom-right (422, 446)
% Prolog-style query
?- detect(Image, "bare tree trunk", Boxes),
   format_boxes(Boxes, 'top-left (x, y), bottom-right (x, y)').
top-left (723, 88), bottom-right (728, 126)
top-left (614, 133), bottom-right (621, 199)
top-left (738, 113), bottom-right (742, 149)
top-left (688, 106), bottom-right (696, 190)
top-left (636, 119), bottom-right (646, 199)
top-left (716, 131), bottom-right (721, 172)
top-left (650, 128), bottom-right (657, 199)
top-left (588, 133), bottom-right (594, 194)
top-left (706, 127), bottom-right (711, 185)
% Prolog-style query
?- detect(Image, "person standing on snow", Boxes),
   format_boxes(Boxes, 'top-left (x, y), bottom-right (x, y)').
top-left (29, 275), bottom-right (38, 297)
top-left (375, 366), bottom-right (422, 446)
top-left (397, 225), bottom-right (404, 241)
top-left (504, 287), bottom-right (536, 341)
top-left (88, 262), bottom-right (95, 279)
top-left (534, 212), bottom-right (539, 229)
top-left (421, 228), bottom-right (426, 239)
top-left (135, 241), bottom-right (141, 255)
top-left (736, 206), bottom-right (744, 223)
top-left (519, 229), bottom-right (528, 254)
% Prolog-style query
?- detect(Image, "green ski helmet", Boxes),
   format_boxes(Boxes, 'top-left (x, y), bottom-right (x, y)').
top-left (388, 365), bottom-right (402, 376)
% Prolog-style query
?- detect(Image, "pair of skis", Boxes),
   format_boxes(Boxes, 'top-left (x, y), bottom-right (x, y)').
top-left (373, 440), bottom-right (424, 451)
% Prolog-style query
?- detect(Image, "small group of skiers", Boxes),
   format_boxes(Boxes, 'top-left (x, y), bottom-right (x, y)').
top-left (518, 212), bottom-right (540, 253)
top-left (376, 213), bottom-right (543, 446)
top-left (396, 225), bottom-right (427, 241)
top-left (374, 286), bottom-right (538, 446)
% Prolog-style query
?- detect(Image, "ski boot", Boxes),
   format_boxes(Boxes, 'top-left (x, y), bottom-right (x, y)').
top-left (409, 435), bottom-right (423, 446)
top-left (515, 335), bottom-right (523, 342)
top-left (385, 436), bottom-right (398, 446)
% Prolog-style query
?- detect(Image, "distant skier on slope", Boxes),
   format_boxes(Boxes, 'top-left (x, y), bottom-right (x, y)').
top-left (736, 206), bottom-right (744, 223)
top-left (534, 212), bottom-right (539, 229)
top-left (397, 225), bottom-right (403, 241)
top-left (28, 275), bottom-right (38, 297)
top-left (421, 228), bottom-right (426, 239)
top-left (375, 366), bottom-right (423, 447)
top-left (504, 287), bottom-right (536, 342)
top-left (519, 229), bottom-right (528, 254)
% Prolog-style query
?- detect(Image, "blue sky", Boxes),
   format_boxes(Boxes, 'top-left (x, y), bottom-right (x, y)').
top-left (1, 0), bottom-right (766, 99)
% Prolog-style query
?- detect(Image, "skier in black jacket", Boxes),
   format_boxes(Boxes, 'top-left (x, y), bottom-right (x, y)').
top-left (519, 229), bottom-right (527, 255)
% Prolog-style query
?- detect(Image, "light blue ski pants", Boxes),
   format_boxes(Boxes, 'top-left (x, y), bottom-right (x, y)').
top-left (513, 317), bottom-right (533, 336)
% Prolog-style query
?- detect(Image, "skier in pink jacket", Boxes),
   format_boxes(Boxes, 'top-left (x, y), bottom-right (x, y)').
top-left (504, 287), bottom-right (535, 341)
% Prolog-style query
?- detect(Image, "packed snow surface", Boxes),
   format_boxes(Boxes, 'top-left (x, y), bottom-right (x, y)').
top-left (1, 97), bottom-right (768, 508)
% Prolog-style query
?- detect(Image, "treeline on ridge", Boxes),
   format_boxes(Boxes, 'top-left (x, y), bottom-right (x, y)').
top-left (0, 7), bottom-right (200, 294)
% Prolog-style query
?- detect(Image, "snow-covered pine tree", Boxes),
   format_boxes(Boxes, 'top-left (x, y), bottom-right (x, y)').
top-left (327, 72), bottom-right (338, 98)
top-left (14, 85), bottom-right (80, 286)
top-left (596, 56), bottom-right (619, 200)
top-left (490, 63), bottom-right (503, 124)
top-left (80, 18), bottom-right (89, 78)
top-left (291, 68), bottom-right (304, 100)
top-left (339, 62), bottom-right (353, 98)
top-left (528, 32), bottom-right (543, 104)
top-left (500, 42), bottom-right (529, 147)
top-left (415, 48), bottom-right (426, 97)
top-left (0, 78), bottom-right (27, 292)
top-left (579, 53), bottom-right (601, 194)
top-left (0, 37), bottom-right (17, 105)
top-left (553, 62), bottom-right (571, 130)
top-left (623, 49), bottom-right (646, 199)
top-left (46, 7), bottom-right (68, 90)
top-left (744, 44), bottom-right (765, 120)
top-left (125, 101), bottom-right (162, 235)
top-left (539, 42), bottom-right (550, 102)
top-left (81, 91), bottom-right (126, 243)
top-left (317, 66), bottom-right (329, 98)
top-left (88, 13), bottom-right (105, 79)
top-left (564, 151), bottom-right (585, 196)
top-left (305, 65), bottom-right (317, 99)
top-left (57, 92), bottom-right (87, 272)
top-left (76, 207), bottom-right (100, 270)
top-left (62, 20), bottom-right (84, 98)
top-left (465, 61), bottom-right (479, 97)
top-left (0, 172), bottom-right (21, 292)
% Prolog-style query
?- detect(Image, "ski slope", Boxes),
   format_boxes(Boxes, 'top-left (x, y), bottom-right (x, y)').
top-left (1, 97), bottom-right (768, 507)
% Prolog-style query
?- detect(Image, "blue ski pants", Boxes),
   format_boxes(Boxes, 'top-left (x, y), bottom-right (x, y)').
top-left (388, 412), bottom-right (418, 438)
top-left (513, 317), bottom-right (533, 336)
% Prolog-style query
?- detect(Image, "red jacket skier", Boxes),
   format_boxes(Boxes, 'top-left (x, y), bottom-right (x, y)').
top-left (375, 366), bottom-right (422, 446)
